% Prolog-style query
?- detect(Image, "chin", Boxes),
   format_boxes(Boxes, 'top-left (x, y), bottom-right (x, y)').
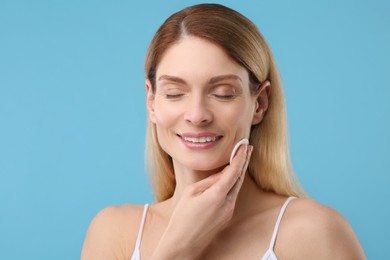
top-left (185, 160), bottom-right (227, 173)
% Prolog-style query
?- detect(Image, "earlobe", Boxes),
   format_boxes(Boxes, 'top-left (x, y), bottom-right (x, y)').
top-left (252, 80), bottom-right (270, 125)
top-left (145, 79), bottom-right (156, 123)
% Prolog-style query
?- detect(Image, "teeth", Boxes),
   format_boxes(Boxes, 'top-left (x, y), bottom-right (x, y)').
top-left (183, 136), bottom-right (218, 143)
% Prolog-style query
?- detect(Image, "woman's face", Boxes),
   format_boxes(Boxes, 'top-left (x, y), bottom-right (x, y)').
top-left (147, 36), bottom-right (263, 171)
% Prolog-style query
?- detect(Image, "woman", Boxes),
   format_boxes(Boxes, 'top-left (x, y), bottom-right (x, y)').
top-left (82, 4), bottom-right (365, 259)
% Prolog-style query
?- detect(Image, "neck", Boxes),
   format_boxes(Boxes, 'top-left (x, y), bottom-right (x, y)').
top-left (170, 163), bottom-right (219, 203)
top-left (166, 162), bottom-right (267, 221)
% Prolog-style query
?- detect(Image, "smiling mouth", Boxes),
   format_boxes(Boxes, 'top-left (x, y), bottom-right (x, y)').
top-left (177, 134), bottom-right (223, 143)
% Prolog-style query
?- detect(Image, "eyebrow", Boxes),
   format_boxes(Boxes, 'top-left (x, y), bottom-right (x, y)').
top-left (208, 74), bottom-right (242, 84)
top-left (158, 75), bottom-right (187, 84)
top-left (158, 74), bottom-right (242, 85)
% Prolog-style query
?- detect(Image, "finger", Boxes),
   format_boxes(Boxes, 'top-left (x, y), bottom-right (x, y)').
top-left (227, 145), bottom-right (253, 201)
top-left (188, 172), bottom-right (223, 195)
top-left (210, 144), bottom-right (249, 195)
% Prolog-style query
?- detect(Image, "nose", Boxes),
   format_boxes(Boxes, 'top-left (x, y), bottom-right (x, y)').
top-left (184, 94), bottom-right (213, 126)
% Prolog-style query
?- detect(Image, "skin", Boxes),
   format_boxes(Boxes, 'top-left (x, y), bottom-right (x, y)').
top-left (81, 36), bottom-right (366, 259)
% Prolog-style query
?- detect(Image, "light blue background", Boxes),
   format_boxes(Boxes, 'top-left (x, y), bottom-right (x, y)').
top-left (0, 0), bottom-right (389, 259)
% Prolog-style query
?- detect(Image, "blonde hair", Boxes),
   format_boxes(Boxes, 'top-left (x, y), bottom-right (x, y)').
top-left (145, 4), bottom-right (306, 201)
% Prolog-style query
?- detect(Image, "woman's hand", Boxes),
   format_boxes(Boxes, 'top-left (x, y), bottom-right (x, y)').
top-left (152, 144), bottom-right (253, 260)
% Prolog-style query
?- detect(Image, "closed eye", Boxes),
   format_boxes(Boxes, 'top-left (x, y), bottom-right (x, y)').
top-left (211, 85), bottom-right (237, 100)
top-left (159, 86), bottom-right (186, 99)
top-left (166, 93), bottom-right (185, 99)
top-left (212, 94), bottom-right (235, 100)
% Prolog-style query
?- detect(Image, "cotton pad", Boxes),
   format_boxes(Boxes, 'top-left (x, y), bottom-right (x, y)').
top-left (229, 138), bottom-right (249, 164)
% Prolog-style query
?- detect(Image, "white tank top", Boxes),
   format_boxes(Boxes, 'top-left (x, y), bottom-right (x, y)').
top-left (131, 196), bottom-right (296, 260)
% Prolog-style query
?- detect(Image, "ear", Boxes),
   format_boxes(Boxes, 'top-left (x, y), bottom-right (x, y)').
top-left (146, 79), bottom-right (156, 123)
top-left (252, 80), bottom-right (270, 125)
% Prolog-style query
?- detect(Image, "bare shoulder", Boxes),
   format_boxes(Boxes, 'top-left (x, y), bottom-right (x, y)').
top-left (81, 204), bottom-right (146, 260)
top-left (277, 198), bottom-right (366, 260)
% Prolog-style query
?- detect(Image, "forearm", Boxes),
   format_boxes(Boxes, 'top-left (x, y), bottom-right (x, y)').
top-left (150, 245), bottom-right (196, 260)
top-left (150, 236), bottom-right (199, 260)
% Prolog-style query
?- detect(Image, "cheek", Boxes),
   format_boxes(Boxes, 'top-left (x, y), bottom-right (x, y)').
top-left (220, 103), bottom-right (254, 134)
top-left (153, 100), bottom-right (182, 152)
top-left (154, 100), bottom-right (180, 126)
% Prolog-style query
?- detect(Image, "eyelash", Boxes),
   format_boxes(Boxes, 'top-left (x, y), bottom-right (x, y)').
top-left (165, 94), bottom-right (236, 100)
top-left (165, 94), bottom-right (184, 99)
top-left (213, 94), bottom-right (235, 100)
top-left (166, 94), bottom-right (235, 100)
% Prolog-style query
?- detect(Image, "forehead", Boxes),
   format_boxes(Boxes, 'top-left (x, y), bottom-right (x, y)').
top-left (156, 36), bottom-right (249, 84)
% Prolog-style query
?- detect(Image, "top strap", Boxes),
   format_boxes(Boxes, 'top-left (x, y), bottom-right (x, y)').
top-left (134, 204), bottom-right (149, 250)
top-left (268, 197), bottom-right (296, 250)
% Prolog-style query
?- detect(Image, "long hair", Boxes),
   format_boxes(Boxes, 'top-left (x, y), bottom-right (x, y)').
top-left (145, 4), bottom-right (306, 201)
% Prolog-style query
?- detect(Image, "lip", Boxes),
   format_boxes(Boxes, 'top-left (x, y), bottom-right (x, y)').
top-left (177, 132), bottom-right (223, 150)
top-left (179, 132), bottom-right (222, 138)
